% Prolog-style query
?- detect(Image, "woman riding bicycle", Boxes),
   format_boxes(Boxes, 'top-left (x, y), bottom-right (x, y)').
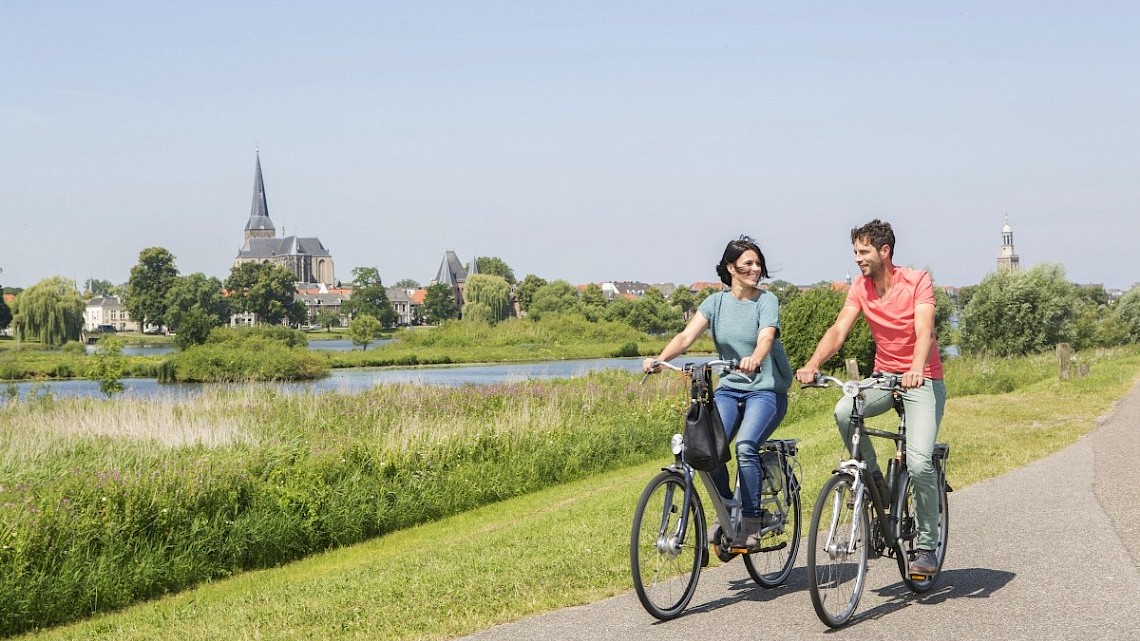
top-left (642, 235), bottom-right (793, 551)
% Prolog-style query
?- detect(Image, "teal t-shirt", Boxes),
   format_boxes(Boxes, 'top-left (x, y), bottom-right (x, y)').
top-left (699, 290), bottom-right (792, 393)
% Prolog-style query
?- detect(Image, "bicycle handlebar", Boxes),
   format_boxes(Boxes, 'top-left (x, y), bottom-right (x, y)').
top-left (640, 358), bottom-right (741, 383)
top-left (802, 372), bottom-right (905, 398)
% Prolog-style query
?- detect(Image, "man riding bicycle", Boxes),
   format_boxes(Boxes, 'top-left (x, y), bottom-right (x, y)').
top-left (794, 219), bottom-right (947, 576)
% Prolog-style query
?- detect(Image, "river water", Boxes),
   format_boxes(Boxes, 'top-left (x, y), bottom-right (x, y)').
top-left (6, 357), bottom-right (677, 402)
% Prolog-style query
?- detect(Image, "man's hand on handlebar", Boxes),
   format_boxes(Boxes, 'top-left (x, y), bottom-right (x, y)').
top-left (900, 370), bottom-right (925, 389)
top-left (795, 366), bottom-right (820, 385)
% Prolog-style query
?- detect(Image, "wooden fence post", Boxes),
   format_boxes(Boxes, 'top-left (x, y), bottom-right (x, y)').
top-left (845, 358), bottom-right (860, 380)
top-left (1057, 343), bottom-right (1072, 380)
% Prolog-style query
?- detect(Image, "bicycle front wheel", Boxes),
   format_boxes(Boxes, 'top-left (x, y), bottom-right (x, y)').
top-left (895, 469), bottom-right (949, 593)
top-left (630, 470), bottom-right (705, 620)
top-left (744, 473), bottom-right (801, 588)
top-left (807, 473), bottom-right (869, 628)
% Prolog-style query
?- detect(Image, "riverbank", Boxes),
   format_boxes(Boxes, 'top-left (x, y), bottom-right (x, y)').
top-left (0, 317), bottom-right (674, 384)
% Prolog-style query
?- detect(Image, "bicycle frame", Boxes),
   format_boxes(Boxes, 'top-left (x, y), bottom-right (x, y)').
top-left (834, 381), bottom-right (907, 555)
top-left (806, 373), bottom-right (950, 628)
top-left (632, 358), bottom-right (803, 620)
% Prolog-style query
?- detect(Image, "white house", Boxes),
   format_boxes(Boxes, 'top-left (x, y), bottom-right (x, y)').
top-left (84, 295), bottom-right (138, 332)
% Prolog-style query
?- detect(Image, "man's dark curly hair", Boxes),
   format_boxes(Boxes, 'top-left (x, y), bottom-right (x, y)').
top-left (850, 219), bottom-right (895, 257)
top-left (715, 235), bottom-right (769, 286)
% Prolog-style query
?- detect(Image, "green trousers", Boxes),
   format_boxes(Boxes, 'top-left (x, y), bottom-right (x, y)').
top-left (833, 378), bottom-right (947, 550)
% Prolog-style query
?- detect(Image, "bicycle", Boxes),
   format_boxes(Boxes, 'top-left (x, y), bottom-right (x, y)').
top-left (630, 359), bottom-right (802, 620)
top-left (803, 372), bottom-right (951, 628)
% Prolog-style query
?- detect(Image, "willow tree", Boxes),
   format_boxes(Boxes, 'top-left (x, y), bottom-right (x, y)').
top-left (12, 276), bottom-right (85, 346)
top-left (462, 274), bottom-right (512, 324)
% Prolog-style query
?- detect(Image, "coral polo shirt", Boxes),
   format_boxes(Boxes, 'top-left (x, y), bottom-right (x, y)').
top-left (845, 267), bottom-right (944, 380)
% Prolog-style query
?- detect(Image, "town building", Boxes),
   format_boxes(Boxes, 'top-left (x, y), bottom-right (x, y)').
top-left (388, 286), bottom-right (424, 326)
top-left (84, 295), bottom-right (138, 332)
top-left (295, 283), bottom-right (353, 327)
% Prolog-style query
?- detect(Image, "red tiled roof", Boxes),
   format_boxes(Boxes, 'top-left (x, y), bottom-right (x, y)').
top-left (689, 281), bottom-right (723, 292)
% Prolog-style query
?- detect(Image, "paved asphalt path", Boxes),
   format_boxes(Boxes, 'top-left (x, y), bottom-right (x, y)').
top-left (459, 382), bottom-right (1140, 641)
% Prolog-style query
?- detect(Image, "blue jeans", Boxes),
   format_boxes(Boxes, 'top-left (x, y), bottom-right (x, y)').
top-left (710, 388), bottom-right (788, 518)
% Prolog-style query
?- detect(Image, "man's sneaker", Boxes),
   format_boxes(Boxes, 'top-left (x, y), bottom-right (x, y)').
top-left (909, 548), bottom-right (938, 576)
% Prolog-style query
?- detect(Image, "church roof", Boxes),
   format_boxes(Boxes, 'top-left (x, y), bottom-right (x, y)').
top-left (434, 250), bottom-right (467, 287)
top-left (237, 236), bottom-right (332, 260)
top-left (245, 151), bottom-right (275, 233)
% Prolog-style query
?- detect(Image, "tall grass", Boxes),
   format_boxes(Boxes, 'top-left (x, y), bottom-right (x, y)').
top-left (4, 346), bottom-right (1136, 638)
top-left (0, 371), bottom-right (684, 636)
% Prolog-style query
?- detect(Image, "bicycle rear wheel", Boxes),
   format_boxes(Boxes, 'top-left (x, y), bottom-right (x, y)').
top-left (630, 470), bottom-right (705, 620)
top-left (744, 471), bottom-right (801, 588)
top-left (895, 469), bottom-right (949, 593)
top-left (808, 473), bottom-right (869, 628)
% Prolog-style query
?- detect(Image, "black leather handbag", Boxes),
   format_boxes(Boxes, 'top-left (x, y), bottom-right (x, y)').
top-left (683, 365), bottom-right (730, 471)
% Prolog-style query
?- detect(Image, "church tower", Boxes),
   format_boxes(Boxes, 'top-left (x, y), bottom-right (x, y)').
top-left (996, 215), bottom-right (1021, 273)
top-left (244, 150), bottom-right (276, 241)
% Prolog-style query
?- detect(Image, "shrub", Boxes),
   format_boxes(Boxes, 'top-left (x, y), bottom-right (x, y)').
top-left (613, 341), bottom-right (640, 357)
top-left (166, 341), bottom-right (328, 382)
top-left (206, 326), bottom-right (308, 349)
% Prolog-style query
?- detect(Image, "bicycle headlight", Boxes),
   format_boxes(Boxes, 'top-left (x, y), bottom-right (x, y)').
top-left (842, 381), bottom-right (861, 398)
top-left (671, 433), bottom-right (685, 455)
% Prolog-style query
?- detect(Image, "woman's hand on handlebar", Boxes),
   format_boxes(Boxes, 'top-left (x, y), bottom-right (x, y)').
top-left (642, 357), bottom-right (659, 374)
top-left (737, 356), bottom-right (760, 374)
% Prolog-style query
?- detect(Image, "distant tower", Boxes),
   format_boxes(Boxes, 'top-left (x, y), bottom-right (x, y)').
top-left (996, 215), bottom-right (1021, 273)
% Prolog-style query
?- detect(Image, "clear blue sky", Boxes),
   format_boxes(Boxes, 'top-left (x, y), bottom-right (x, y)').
top-left (3, 2), bottom-right (1138, 291)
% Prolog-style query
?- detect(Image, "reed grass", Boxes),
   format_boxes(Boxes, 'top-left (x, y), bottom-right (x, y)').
top-left (5, 345), bottom-right (1138, 639)
top-left (0, 371), bottom-right (684, 636)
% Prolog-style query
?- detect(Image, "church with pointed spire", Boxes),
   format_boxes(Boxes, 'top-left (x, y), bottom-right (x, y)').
top-left (234, 151), bottom-right (337, 287)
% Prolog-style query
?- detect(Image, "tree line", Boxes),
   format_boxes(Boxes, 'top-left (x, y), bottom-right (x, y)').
top-left (4, 250), bottom-right (1139, 366)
